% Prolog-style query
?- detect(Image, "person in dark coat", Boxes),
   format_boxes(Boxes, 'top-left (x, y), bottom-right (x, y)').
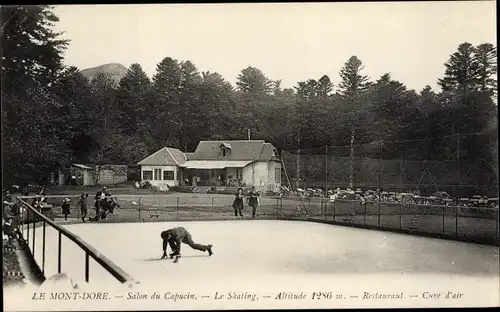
top-left (232, 188), bottom-right (245, 217)
top-left (78, 193), bottom-right (88, 222)
top-left (62, 198), bottom-right (71, 220)
top-left (160, 227), bottom-right (213, 259)
top-left (247, 186), bottom-right (260, 218)
top-left (94, 187), bottom-right (109, 221)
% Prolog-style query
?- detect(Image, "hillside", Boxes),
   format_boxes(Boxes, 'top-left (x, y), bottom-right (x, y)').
top-left (81, 63), bottom-right (128, 85)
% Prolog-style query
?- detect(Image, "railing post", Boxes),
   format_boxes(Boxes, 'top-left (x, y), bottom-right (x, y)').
top-left (85, 252), bottom-right (90, 283)
top-left (42, 221), bottom-right (46, 274)
top-left (27, 209), bottom-right (30, 249)
top-left (58, 231), bottom-right (62, 274)
top-left (32, 216), bottom-right (36, 258)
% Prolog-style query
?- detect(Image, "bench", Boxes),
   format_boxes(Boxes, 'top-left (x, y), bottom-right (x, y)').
top-left (148, 208), bottom-right (160, 219)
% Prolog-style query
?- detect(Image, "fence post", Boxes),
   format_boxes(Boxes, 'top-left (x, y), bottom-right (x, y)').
top-left (58, 231), bottom-right (62, 274)
top-left (138, 197), bottom-right (141, 220)
top-left (399, 204), bottom-right (402, 229)
top-left (324, 198), bottom-right (327, 221)
top-left (442, 205), bottom-right (445, 237)
top-left (496, 208), bottom-right (499, 245)
top-left (212, 197), bottom-right (215, 216)
top-left (377, 201), bottom-right (381, 228)
top-left (176, 197), bottom-right (179, 220)
top-left (332, 201), bottom-right (336, 222)
top-left (76, 198), bottom-right (80, 220)
top-left (42, 221), bottom-right (46, 274)
top-left (363, 202), bottom-right (367, 225)
top-left (455, 205), bottom-right (458, 237)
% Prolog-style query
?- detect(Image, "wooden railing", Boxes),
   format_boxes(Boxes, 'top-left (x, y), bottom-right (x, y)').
top-left (16, 197), bottom-right (137, 284)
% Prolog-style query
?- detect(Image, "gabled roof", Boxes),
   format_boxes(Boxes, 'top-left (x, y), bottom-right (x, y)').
top-left (191, 140), bottom-right (268, 161)
top-left (256, 143), bottom-right (279, 161)
top-left (137, 147), bottom-right (186, 166)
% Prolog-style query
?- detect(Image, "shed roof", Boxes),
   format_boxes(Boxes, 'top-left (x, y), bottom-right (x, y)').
top-left (73, 164), bottom-right (94, 170)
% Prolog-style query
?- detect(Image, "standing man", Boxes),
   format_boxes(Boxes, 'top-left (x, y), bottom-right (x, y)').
top-left (78, 193), bottom-right (88, 222)
top-left (232, 188), bottom-right (245, 217)
top-left (247, 186), bottom-right (260, 218)
top-left (160, 227), bottom-right (213, 259)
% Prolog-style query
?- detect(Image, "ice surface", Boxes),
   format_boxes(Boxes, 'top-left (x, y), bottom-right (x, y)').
top-left (5, 220), bottom-right (500, 310)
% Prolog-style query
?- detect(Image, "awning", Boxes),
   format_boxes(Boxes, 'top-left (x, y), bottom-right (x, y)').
top-left (180, 160), bottom-right (252, 169)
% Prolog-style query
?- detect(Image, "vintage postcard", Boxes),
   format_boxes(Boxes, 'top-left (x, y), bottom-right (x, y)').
top-left (2, 1), bottom-right (498, 311)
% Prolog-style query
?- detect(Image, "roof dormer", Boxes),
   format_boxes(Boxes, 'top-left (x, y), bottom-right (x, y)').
top-left (219, 143), bottom-right (232, 157)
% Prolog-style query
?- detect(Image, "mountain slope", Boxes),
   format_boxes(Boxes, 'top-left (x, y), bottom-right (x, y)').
top-left (81, 63), bottom-right (128, 85)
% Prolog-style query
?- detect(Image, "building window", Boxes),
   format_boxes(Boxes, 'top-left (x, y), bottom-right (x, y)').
top-left (154, 169), bottom-right (161, 180)
top-left (236, 168), bottom-right (243, 180)
top-left (275, 168), bottom-right (281, 183)
top-left (163, 170), bottom-right (174, 180)
top-left (222, 149), bottom-right (227, 157)
top-left (143, 170), bottom-right (153, 181)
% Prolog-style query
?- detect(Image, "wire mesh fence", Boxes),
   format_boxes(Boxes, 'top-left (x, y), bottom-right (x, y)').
top-left (13, 194), bottom-right (498, 246)
top-left (281, 132), bottom-right (499, 197)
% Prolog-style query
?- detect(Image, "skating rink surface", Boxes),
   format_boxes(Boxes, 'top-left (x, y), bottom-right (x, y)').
top-left (4, 220), bottom-right (500, 310)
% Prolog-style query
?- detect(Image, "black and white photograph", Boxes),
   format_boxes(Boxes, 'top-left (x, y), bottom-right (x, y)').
top-left (2, 2), bottom-right (498, 311)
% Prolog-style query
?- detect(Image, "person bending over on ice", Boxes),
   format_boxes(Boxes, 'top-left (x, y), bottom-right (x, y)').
top-left (160, 227), bottom-right (213, 259)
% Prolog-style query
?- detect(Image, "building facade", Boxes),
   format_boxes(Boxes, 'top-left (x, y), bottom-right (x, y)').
top-left (137, 140), bottom-right (282, 192)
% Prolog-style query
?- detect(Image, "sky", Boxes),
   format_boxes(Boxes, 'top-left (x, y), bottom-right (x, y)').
top-left (52, 2), bottom-right (496, 92)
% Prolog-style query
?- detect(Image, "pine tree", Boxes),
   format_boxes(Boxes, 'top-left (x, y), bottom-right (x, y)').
top-left (474, 43), bottom-right (497, 94)
top-left (317, 75), bottom-right (333, 97)
top-left (337, 56), bottom-right (372, 188)
top-left (438, 42), bottom-right (480, 93)
top-left (236, 66), bottom-right (273, 94)
top-left (116, 63), bottom-right (152, 135)
top-left (1, 5), bottom-right (69, 184)
top-left (338, 56), bottom-right (371, 99)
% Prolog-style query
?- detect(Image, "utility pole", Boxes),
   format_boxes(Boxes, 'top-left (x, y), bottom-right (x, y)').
top-left (248, 129), bottom-right (251, 141)
top-left (456, 133), bottom-right (460, 195)
top-left (325, 145), bottom-right (328, 194)
top-left (296, 130), bottom-right (301, 190)
top-left (378, 139), bottom-right (383, 196)
top-left (349, 128), bottom-right (355, 189)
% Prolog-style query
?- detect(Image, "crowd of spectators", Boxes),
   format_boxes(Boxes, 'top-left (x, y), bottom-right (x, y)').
top-left (279, 186), bottom-right (498, 208)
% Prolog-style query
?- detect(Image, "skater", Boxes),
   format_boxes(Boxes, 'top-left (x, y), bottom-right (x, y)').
top-left (232, 188), bottom-right (245, 217)
top-left (160, 227), bottom-right (213, 259)
top-left (247, 186), bottom-right (260, 218)
top-left (78, 193), bottom-right (88, 222)
top-left (61, 198), bottom-right (71, 220)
